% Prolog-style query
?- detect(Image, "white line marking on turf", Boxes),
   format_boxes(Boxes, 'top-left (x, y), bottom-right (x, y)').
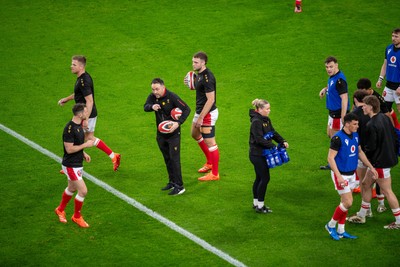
top-left (0, 123), bottom-right (247, 267)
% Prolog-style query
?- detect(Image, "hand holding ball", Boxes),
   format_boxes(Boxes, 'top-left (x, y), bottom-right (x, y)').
top-left (171, 108), bottom-right (182, 121)
top-left (184, 71), bottom-right (196, 90)
top-left (158, 120), bottom-right (174, 134)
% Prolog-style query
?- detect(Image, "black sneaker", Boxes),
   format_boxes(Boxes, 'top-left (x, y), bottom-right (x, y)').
top-left (168, 186), bottom-right (185, 196)
top-left (255, 206), bottom-right (273, 214)
top-left (253, 205), bottom-right (270, 210)
top-left (319, 164), bottom-right (331, 170)
top-left (161, 183), bottom-right (174, 191)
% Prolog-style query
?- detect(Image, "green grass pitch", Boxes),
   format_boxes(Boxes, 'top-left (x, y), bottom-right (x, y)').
top-left (1, 0), bottom-right (399, 266)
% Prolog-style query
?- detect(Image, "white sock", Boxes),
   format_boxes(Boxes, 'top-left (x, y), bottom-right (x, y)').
top-left (258, 201), bottom-right (264, 209)
top-left (253, 199), bottom-right (258, 207)
top-left (392, 208), bottom-right (400, 224)
top-left (377, 194), bottom-right (385, 205)
top-left (337, 224), bottom-right (345, 234)
top-left (358, 201), bottom-right (370, 217)
top-left (328, 219), bottom-right (337, 228)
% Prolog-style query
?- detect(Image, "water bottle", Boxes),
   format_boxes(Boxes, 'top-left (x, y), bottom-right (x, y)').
top-left (278, 145), bottom-right (290, 163)
top-left (263, 131), bottom-right (274, 140)
top-left (272, 147), bottom-right (282, 167)
top-left (395, 128), bottom-right (400, 156)
top-left (264, 149), bottom-right (276, 168)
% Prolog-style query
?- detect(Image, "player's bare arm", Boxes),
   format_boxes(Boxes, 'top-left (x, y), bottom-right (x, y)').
top-left (319, 87), bottom-right (327, 98)
top-left (83, 152), bottom-right (91, 163)
top-left (58, 93), bottom-right (74, 106)
top-left (327, 148), bottom-right (345, 186)
top-left (84, 94), bottom-right (94, 116)
top-left (64, 140), bottom-right (94, 154)
top-left (340, 93), bottom-right (348, 122)
top-left (376, 59), bottom-right (387, 88)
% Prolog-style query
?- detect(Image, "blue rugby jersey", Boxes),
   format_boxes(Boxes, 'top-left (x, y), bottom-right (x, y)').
top-left (331, 130), bottom-right (359, 173)
top-left (385, 44), bottom-right (400, 86)
top-left (326, 71), bottom-right (350, 112)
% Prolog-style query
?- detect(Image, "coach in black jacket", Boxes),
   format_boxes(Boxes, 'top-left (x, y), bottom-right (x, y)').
top-left (144, 78), bottom-right (191, 196)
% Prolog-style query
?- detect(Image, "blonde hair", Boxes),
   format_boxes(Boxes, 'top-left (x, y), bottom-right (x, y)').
top-left (252, 99), bottom-right (269, 110)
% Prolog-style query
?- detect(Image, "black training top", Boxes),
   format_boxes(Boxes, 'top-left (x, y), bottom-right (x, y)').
top-left (62, 120), bottom-right (85, 167)
top-left (74, 72), bottom-right (97, 118)
top-left (364, 113), bottom-right (398, 168)
top-left (195, 68), bottom-right (217, 114)
top-left (144, 89), bottom-right (191, 137)
top-left (249, 109), bottom-right (285, 157)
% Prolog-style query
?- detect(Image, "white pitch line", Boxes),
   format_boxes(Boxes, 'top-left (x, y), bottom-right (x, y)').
top-left (0, 123), bottom-right (247, 267)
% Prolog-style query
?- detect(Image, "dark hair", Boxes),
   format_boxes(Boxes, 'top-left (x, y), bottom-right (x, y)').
top-left (393, 28), bottom-right (400, 34)
top-left (72, 55), bottom-right (86, 66)
top-left (72, 103), bottom-right (86, 115)
top-left (325, 56), bottom-right (337, 64)
top-left (193, 51), bottom-right (208, 64)
top-left (357, 78), bottom-right (372, 89)
top-left (151, 78), bottom-right (164, 85)
top-left (353, 89), bottom-right (369, 103)
top-left (363, 95), bottom-right (380, 113)
top-left (344, 112), bottom-right (359, 124)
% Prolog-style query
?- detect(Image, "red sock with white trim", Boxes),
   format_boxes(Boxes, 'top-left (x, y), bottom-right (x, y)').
top-left (73, 195), bottom-right (85, 218)
top-left (95, 138), bottom-right (113, 157)
top-left (329, 203), bottom-right (346, 228)
top-left (57, 188), bottom-right (74, 212)
top-left (337, 203), bottom-right (348, 234)
top-left (209, 145), bottom-right (219, 176)
top-left (197, 137), bottom-right (212, 165)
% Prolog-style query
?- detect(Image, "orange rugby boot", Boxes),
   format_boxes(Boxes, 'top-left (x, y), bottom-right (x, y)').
top-left (54, 208), bottom-right (67, 224)
top-left (198, 172), bottom-right (220, 181)
top-left (198, 163), bottom-right (212, 173)
top-left (71, 216), bottom-right (89, 228)
top-left (112, 153), bottom-right (121, 171)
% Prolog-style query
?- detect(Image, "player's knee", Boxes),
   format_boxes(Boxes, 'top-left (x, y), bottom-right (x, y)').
top-left (192, 132), bottom-right (201, 140)
top-left (78, 190), bottom-right (87, 198)
top-left (343, 199), bottom-right (353, 209)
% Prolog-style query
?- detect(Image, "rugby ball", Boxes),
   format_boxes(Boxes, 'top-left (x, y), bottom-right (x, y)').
top-left (171, 107), bottom-right (182, 121)
top-left (184, 71), bottom-right (196, 90)
top-left (158, 120), bottom-right (174, 134)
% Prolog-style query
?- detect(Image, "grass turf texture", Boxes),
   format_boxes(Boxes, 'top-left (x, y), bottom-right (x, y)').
top-left (1, 0), bottom-right (399, 266)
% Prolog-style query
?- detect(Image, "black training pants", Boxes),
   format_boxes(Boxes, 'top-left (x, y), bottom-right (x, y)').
top-left (157, 135), bottom-right (183, 187)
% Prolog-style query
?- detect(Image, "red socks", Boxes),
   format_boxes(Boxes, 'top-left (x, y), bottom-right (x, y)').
top-left (209, 145), bottom-right (220, 176)
top-left (390, 111), bottom-right (400, 129)
top-left (332, 204), bottom-right (348, 224)
top-left (197, 137), bottom-right (212, 165)
top-left (96, 139), bottom-right (113, 156)
top-left (58, 190), bottom-right (73, 212)
top-left (74, 195), bottom-right (85, 218)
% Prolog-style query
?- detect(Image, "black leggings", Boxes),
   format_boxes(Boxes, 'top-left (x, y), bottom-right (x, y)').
top-left (250, 154), bottom-right (271, 202)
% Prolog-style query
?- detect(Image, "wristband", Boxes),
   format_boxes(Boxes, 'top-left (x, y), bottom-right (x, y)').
top-left (378, 76), bottom-right (384, 82)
